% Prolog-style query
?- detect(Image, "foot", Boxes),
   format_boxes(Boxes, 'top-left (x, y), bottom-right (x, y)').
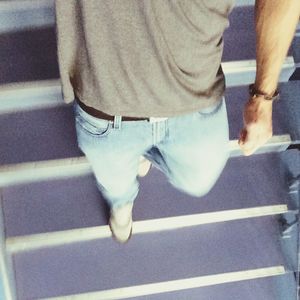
top-left (138, 156), bottom-right (152, 177)
top-left (109, 203), bottom-right (133, 243)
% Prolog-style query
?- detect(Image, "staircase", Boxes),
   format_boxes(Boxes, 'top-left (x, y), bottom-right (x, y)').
top-left (0, 1), bottom-right (299, 299)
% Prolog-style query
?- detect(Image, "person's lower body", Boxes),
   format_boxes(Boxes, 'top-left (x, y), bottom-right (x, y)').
top-left (73, 97), bottom-right (229, 242)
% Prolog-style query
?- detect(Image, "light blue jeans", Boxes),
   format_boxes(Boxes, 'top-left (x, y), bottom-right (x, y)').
top-left (73, 98), bottom-right (229, 209)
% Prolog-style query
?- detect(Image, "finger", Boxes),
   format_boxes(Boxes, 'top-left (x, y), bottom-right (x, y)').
top-left (239, 130), bottom-right (261, 156)
top-left (242, 144), bottom-right (259, 156)
top-left (242, 134), bottom-right (269, 156)
top-left (246, 135), bottom-right (271, 155)
top-left (238, 128), bottom-right (247, 145)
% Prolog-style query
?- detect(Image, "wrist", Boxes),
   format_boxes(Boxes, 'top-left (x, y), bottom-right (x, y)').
top-left (249, 84), bottom-right (280, 102)
top-left (254, 75), bottom-right (279, 95)
top-left (249, 95), bottom-right (273, 108)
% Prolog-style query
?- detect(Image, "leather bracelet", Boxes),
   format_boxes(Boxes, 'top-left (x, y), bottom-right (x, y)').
top-left (249, 84), bottom-right (280, 101)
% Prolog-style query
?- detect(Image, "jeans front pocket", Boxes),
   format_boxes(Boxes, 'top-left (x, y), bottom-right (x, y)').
top-left (75, 113), bottom-right (111, 137)
top-left (73, 101), bottom-right (112, 138)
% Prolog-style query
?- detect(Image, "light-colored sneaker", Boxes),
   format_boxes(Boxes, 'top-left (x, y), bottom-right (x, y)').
top-left (109, 202), bottom-right (133, 243)
top-left (138, 156), bottom-right (152, 177)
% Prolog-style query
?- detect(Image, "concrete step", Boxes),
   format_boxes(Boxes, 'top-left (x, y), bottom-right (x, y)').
top-left (11, 216), bottom-right (287, 300)
top-left (2, 153), bottom-right (293, 252)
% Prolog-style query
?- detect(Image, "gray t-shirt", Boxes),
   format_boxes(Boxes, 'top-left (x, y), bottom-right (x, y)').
top-left (55, 0), bottom-right (235, 117)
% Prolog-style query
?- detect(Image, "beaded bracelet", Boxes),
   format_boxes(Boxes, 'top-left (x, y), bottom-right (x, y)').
top-left (249, 84), bottom-right (280, 101)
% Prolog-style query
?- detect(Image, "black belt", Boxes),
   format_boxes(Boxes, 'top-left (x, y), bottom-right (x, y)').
top-left (76, 98), bottom-right (150, 122)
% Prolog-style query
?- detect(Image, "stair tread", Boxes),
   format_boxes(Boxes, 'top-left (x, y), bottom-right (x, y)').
top-left (130, 273), bottom-right (296, 300)
top-left (12, 216), bottom-right (286, 299)
top-left (223, 6), bottom-right (293, 62)
top-left (0, 5), bottom-right (295, 86)
top-left (292, 35), bottom-right (300, 64)
top-left (0, 82), bottom-right (299, 166)
top-left (223, 6), bottom-right (256, 62)
top-left (0, 105), bottom-right (81, 165)
top-left (0, 6), bottom-right (261, 85)
top-left (2, 153), bottom-right (289, 237)
top-left (0, 4), bottom-right (298, 300)
top-left (0, 27), bottom-right (58, 85)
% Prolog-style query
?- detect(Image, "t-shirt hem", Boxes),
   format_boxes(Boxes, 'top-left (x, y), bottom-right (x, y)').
top-left (80, 99), bottom-right (223, 118)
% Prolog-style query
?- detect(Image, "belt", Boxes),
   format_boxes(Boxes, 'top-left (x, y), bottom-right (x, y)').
top-left (76, 98), bottom-right (150, 122)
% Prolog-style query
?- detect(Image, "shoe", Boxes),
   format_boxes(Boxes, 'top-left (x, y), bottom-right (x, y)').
top-left (138, 156), bottom-right (152, 177)
top-left (109, 203), bottom-right (133, 243)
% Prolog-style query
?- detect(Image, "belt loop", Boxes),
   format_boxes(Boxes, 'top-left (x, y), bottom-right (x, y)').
top-left (113, 115), bottom-right (122, 130)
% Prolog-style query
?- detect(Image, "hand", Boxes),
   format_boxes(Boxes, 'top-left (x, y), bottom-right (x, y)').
top-left (238, 96), bottom-right (273, 156)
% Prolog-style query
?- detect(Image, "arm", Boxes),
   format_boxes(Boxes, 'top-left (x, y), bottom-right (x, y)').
top-left (239, 0), bottom-right (300, 156)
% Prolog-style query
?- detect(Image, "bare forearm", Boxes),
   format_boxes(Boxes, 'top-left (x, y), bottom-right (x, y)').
top-left (255, 0), bottom-right (300, 94)
top-left (239, 0), bottom-right (300, 156)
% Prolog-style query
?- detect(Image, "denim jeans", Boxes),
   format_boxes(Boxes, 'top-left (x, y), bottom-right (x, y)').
top-left (73, 97), bottom-right (229, 209)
